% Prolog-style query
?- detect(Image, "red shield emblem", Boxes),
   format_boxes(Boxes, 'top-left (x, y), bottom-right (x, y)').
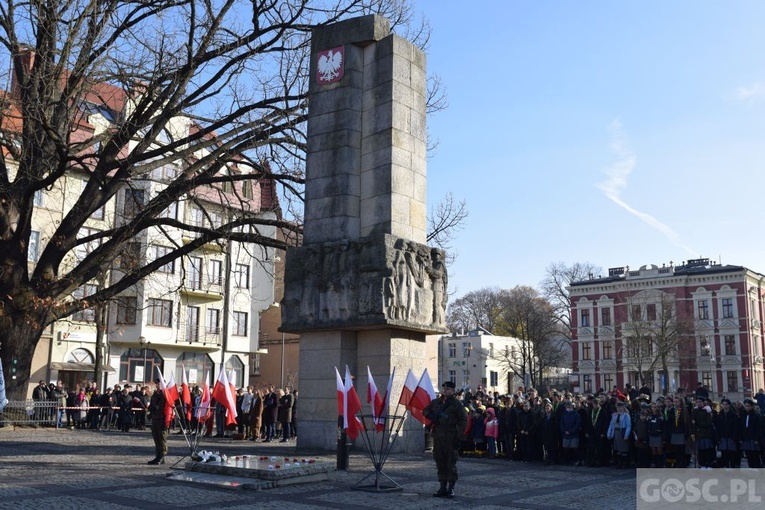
top-left (316, 46), bottom-right (344, 85)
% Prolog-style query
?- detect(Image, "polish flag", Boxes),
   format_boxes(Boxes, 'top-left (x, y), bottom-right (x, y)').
top-left (165, 371), bottom-right (180, 404)
top-left (335, 366), bottom-right (363, 439)
top-left (180, 364), bottom-right (192, 422)
top-left (411, 369), bottom-right (436, 425)
top-left (366, 366), bottom-right (385, 432)
top-left (195, 377), bottom-right (211, 421)
top-left (212, 369), bottom-right (238, 426)
top-left (344, 366), bottom-right (364, 439)
top-left (164, 372), bottom-right (180, 427)
top-left (398, 368), bottom-right (418, 410)
top-left (228, 370), bottom-right (237, 397)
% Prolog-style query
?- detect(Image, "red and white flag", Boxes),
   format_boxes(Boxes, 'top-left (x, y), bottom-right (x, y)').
top-left (164, 372), bottom-right (180, 427)
top-left (155, 366), bottom-right (167, 390)
top-left (212, 369), bottom-right (238, 426)
top-left (228, 370), bottom-right (237, 397)
top-left (335, 366), bottom-right (363, 439)
top-left (411, 369), bottom-right (436, 425)
top-left (344, 366), bottom-right (364, 439)
top-left (366, 366), bottom-right (385, 432)
top-left (180, 364), bottom-right (192, 421)
top-left (398, 368), bottom-right (417, 408)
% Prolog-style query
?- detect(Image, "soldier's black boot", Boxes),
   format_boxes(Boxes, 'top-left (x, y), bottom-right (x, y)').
top-left (433, 481), bottom-right (448, 497)
top-left (447, 481), bottom-right (455, 498)
top-left (147, 457), bottom-right (160, 465)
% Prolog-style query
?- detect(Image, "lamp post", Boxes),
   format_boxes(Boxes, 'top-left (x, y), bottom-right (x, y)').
top-left (280, 332), bottom-right (286, 390)
top-left (139, 336), bottom-right (149, 383)
top-left (700, 338), bottom-right (714, 396)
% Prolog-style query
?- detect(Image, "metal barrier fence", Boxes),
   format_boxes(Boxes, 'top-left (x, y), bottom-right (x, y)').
top-left (0, 401), bottom-right (147, 429)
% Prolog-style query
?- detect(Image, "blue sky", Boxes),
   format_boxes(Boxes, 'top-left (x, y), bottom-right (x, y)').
top-left (421, 1), bottom-right (765, 297)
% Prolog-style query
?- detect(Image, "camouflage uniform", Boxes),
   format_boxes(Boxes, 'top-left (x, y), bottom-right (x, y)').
top-left (148, 388), bottom-right (168, 464)
top-left (424, 393), bottom-right (468, 495)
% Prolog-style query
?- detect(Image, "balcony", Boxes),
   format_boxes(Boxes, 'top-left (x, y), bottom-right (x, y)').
top-left (179, 277), bottom-right (224, 302)
top-left (177, 322), bottom-right (221, 349)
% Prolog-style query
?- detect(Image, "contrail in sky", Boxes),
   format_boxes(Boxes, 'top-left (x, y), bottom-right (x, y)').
top-left (597, 119), bottom-right (696, 255)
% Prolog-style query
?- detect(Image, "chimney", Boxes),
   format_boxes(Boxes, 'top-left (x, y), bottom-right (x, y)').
top-left (10, 45), bottom-right (35, 100)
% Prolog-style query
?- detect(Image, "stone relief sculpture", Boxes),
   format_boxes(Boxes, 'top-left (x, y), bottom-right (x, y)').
top-left (282, 233), bottom-right (447, 333)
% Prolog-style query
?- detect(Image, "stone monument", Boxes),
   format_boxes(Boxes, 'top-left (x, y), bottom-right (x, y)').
top-left (281, 14), bottom-right (447, 453)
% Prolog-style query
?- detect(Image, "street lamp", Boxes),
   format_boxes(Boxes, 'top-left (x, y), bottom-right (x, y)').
top-left (700, 338), bottom-right (715, 395)
top-left (139, 336), bottom-right (150, 383)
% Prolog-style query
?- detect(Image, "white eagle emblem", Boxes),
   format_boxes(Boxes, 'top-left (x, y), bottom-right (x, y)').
top-left (317, 46), bottom-right (344, 84)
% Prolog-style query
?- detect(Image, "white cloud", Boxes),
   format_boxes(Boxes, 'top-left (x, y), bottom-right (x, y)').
top-left (733, 82), bottom-right (765, 102)
top-left (597, 120), bottom-right (696, 255)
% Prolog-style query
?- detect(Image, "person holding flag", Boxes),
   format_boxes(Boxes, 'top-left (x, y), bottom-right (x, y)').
top-left (423, 381), bottom-right (468, 499)
top-left (148, 370), bottom-right (169, 465)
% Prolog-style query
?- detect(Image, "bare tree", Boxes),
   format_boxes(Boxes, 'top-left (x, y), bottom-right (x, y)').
top-left (493, 285), bottom-right (564, 388)
top-left (619, 290), bottom-right (693, 394)
top-left (0, 0), bottom-right (428, 395)
top-left (541, 261), bottom-right (602, 345)
top-left (446, 287), bottom-right (506, 333)
top-left (427, 192), bottom-right (467, 266)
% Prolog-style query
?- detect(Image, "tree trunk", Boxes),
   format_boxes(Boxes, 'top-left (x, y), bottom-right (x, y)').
top-left (93, 304), bottom-right (107, 387)
top-left (0, 317), bottom-right (46, 399)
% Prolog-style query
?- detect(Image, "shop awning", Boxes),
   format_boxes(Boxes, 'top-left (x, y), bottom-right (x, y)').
top-left (50, 362), bottom-right (116, 373)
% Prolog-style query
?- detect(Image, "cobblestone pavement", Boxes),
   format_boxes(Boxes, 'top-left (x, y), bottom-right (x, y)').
top-left (0, 426), bottom-right (637, 509)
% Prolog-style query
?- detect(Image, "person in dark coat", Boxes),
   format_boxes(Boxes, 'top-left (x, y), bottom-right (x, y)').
top-left (540, 401), bottom-right (559, 465)
top-left (647, 401), bottom-right (667, 467)
top-left (277, 387), bottom-right (294, 442)
top-left (633, 408), bottom-right (651, 468)
top-left (715, 398), bottom-right (739, 468)
top-left (740, 398), bottom-right (761, 468)
top-left (692, 397), bottom-right (715, 468)
top-left (559, 401), bottom-right (581, 465)
top-left (585, 396), bottom-right (611, 467)
top-left (263, 385), bottom-right (278, 442)
top-left (117, 388), bottom-right (133, 433)
top-left (147, 382), bottom-right (168, 465)
top-left (516, 401), bottom-right (536, 462)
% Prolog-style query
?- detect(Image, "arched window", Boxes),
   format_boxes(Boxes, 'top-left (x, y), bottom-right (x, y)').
top-left (119, 348), bottom-right (163, 385)
top-left (225, 355), bottom-right (245, 388)
top-left (176, 352), bottom-right (213, 386)
top-left (68, 348), bottom-right (94, 364)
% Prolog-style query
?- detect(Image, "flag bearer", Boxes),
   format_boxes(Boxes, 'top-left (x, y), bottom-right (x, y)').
top-left (424, 381), bottom-right (468, 499)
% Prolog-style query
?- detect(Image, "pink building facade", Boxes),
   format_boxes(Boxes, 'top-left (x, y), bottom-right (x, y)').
top-left (569, 259), bottom-right (765, 400)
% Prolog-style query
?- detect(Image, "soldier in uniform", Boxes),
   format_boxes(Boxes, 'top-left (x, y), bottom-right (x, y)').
top-left (147, 381), bottom-right (168, 465)
top-left (424, 381), bottom-right (468, 498)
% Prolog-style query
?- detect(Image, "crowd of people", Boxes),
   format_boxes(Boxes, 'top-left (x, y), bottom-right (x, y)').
top-left (454, 383), bottom-right (765, 469)
top-left (29, 379), bottom-right (299, 441)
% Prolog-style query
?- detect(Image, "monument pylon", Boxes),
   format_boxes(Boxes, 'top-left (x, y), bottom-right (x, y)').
top-left (281, 14), bottom-right (447, 453)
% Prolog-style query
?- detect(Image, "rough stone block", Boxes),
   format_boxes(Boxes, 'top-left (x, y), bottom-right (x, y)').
top-left (311, 88), bottom-right (363, 117)
top-left (390, 164), bottom-right (414, 196)
top-left (361, 81), bottom-right (394, 110)
top-left (306, 127), bottom-right (362, 153)
top-left (410, 65), bottom-right (426, 97)
top-left (311, 15), bottom-right (390, 54)
top-left (410, 110), bottom-right (426, 143)
top-left (391, 102), bottom-right (411, 134)
top-left (360, 129), bottom-right (393, 157)
top-left (390, 193), bottom-right (410, 225)
top-left (360, 164), bottom-right (392, 197)
top-left (305, 147), bottom-right (361, 180)
top-left (390, 80), bottom-right (414, 109)
top-left (362, 102), bottom-right (393, 137)
top-left (308, 109), bottom-right (362, 138)
top-left (392, 56), bottom-right (411, 87)
top-left (306, 173), bottom-right (360, 199)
